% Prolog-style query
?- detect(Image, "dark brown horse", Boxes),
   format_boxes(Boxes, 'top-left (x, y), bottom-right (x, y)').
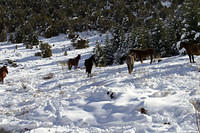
top-left (67, 54), bottom-right (81, 70)
top-left (179, 42), bottom-right (200, 63)
top-left (0, 65), bottom-right (8, 83)
top-left (126, 52), bottom-right (135, 74)
top-left (130, 48), bottom-right (154, 64)
top-left (84, 55), bottom-right (97, 77)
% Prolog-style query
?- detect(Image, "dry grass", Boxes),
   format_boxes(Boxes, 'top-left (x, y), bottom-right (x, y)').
top-left (43, 73), bottom-right (54, 80)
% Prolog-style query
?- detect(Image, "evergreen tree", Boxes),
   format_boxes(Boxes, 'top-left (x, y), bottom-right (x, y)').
top-left (0, 29), bottom-right (7, 42)
top-left (94, 41), bottom-right (104, 66)
top-left (181, 0), bottom-right (200, 41)
top-left (102, 35), bottom-right (114, 66)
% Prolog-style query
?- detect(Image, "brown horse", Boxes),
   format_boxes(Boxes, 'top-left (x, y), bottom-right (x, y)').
top-left (179, 42), bottom-right (200, 63)
top-left (0, 65), bottom-right (8, 83)
top-left (126, 53), bottom-right (135, 74)
top-left (129, 48), bottom-right (154, 64)
top-left (67, 54), bottom-right (81, 70)
top-left (84, 55), bottom-right (97, 77)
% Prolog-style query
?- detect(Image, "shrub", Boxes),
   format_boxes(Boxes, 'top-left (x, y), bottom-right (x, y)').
top-left (68, 32), bottom-right (79, 40)
top-left (43, 73), bottom-right (54, 80)
top-left (23, 33), bottom-right (39, 49)
top-left (35, 52), bottom-right (42, 56)
top-left (39, 42), bottom-right (52, 58)
top-left (8, 34), bottom-right (15, 43)
top-left (72, 38), bottom-right (89, 49)
top-left (44, 25), bottom-right (59, 38)
top-left (64, 50), bottom-right (68, 56)
top-left (15, 28), bottom-right (25, 43)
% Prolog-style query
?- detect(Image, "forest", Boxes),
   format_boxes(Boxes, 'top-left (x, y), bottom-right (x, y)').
top-left (0, 0), bottom-right (199, 66)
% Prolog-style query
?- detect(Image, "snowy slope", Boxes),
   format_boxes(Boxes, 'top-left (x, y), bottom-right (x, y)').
top-left (0, 32), bottom-right (199, 133)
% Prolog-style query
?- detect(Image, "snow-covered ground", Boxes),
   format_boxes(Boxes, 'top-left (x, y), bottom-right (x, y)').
top-left (0, 32), bottom-right (199, 133)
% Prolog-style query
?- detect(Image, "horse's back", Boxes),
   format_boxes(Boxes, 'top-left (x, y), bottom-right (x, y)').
top-left (131, 48), bottom-right (154, 55)
top-left (84, 58), bottom-right (93, 68)
top-left (190, 44), bottom-right (200, 55)
top-left (182, 43), bottom-right (200, 55)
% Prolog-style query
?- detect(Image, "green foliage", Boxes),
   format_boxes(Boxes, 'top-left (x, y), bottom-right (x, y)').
top-left (39, 42), bottom-right (52, 58)
top-left (8, 34), bottom-right (15, 43)
top-left (181, 0), bottom-right (200, 41)
top-left (44, 25), bottom-right (59, 38)
top-left (15, 28), bottom-right (25, 43)
top-left (93, 42), bottom-right (104, 67)
top-left (72, 38), bottom-right (89, 49)
top-left (35, 52), bottom-right (42, 56)
top-left (24, 33), bottom-right (39, 49)
top-left (0, 0), bottom-right (197, 64)
top-left (0, 29), bottom-right (7, 42)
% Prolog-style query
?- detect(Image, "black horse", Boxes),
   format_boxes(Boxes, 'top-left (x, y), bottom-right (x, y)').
top-left (84, 55), bottom-right (97, 77)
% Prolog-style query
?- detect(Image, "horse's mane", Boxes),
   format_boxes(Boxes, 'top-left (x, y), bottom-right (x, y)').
top-left (76, 54), bottom-right (81, 60)
top-left (0, 66), bottom-right (8, 73)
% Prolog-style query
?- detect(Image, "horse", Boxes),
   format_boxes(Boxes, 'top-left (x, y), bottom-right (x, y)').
top-left (179, 41), bottom-right (200, 63)
top-left (129, 48), bottom-right (154, 64)
top-left (84, 55), bottom-right (97, 77)
top-left (0, 65), bottom-right (8, 83)
top-left (67, 54), bottom-right (81, 70)
top-left (126, 52), bottom-right (135, 74)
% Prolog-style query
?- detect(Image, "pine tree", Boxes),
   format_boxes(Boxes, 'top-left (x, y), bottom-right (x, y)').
top-left (94, 41), bottom-right (104, 66)
top-left (181, 0), bottom-right (200, 41)
top-left (0, 29), bottom-right (7, 42)
top-left (102, 35), bottom-right (114, 65)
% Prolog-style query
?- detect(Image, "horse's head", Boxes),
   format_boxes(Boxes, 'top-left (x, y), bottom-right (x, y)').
top-left (2, 66), bottom-right (8, 74)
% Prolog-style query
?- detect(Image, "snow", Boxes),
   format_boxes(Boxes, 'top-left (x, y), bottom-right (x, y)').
top-left (195, 32), bottom-right (200, 40)
top-left (161, 1), bottom-right (172, 8)
top-left (0, 32), bottom-right (200, 133)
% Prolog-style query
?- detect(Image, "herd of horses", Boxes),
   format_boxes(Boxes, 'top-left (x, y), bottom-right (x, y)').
top-left (65, 41), bottom-right (200, 76)
top-left (0, 41), bottom-right (200, 83)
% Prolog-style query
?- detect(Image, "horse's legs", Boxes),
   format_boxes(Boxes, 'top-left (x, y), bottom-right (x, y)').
top-left (88, 73), bottom-right (92, 77)
top-left (128, 64), bottom-right (133, 74)
top-left (140, 56), bottom-right (143, 64)
top-left (68, 62), bottom-right (71, 70)
top-left (68, 65), bottom-right (72, 70)
top-left (192, 55), bottom-right (195, 63)
top-left (188, 54), bottom-right (192, 63)
top-left (0, 77), bottom-right (3, 84)
top-left (150, 55), bottom-right (153, 64)
top-left (127, 64), bottom-right (131, 74)
top-left (130, 65), bottom-right (133, 74)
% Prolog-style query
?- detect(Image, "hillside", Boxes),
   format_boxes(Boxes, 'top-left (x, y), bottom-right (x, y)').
top-left (0, 0), bottom-right (200, 62)
top-left (0, 32), bottom-right (200, 133)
